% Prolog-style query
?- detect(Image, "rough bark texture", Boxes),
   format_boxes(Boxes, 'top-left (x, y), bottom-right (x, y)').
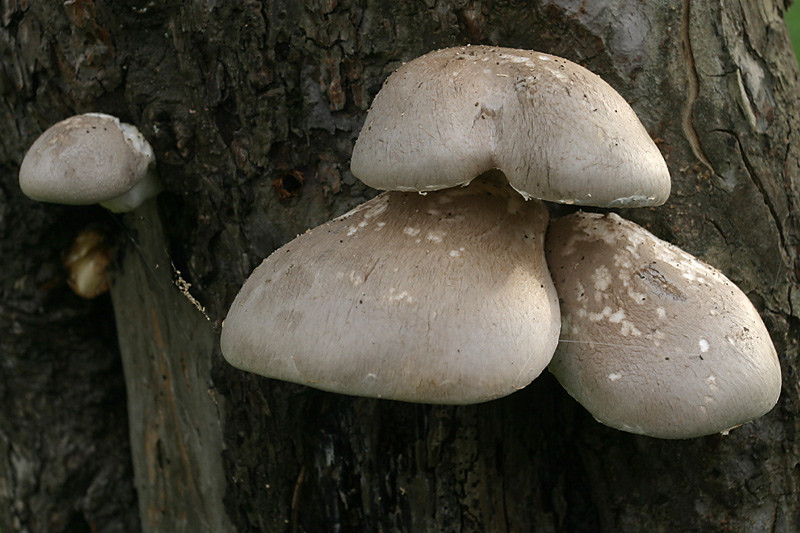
top-left (1, 0), bottom-right (799, 531)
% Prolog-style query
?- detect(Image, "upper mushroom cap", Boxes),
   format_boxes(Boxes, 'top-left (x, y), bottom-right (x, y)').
top-left (221, 175), bottom-right (560, 404)
top-left (545, 212), bottom-right (781, 439)
top-left (351, 46), bottom-right (670, 207)
top-left (19, 113), bottom-right (159, 212)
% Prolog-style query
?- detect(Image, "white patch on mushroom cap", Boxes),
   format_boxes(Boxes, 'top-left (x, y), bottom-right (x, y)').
top-left (387, 288), bottom-right (414, 303)
top-left (426, 230), bottom-right (445, 242)
top-left (608, 309), bottom-right (626, 323)
top-left (593, 266), bottom-right (612, 292)
top-left (619, 321), bottom-right (642, 337)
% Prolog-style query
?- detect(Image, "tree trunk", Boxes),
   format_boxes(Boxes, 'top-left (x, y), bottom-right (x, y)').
top-left (2, 0), bottom-right (799, 531)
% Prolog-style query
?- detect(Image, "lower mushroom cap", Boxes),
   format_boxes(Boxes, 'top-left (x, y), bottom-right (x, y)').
top-left (545, 212), bottom-right (781, 439)
top-left (221, 176), bottom-right (560, 404)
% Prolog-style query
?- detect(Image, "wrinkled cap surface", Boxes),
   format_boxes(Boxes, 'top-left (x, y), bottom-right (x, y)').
top-left (351, 46), bottom-right (670, 207)
top-left (545, 212), bottom-right (781, 439)
top-left (19, 113), bottom-right (156, 208)
top-left (221, 175), bottom-right (560, 404)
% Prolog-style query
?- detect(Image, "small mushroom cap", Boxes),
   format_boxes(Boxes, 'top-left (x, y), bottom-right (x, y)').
top-left (545, 212), bottom-right (781, 439)
top-left (221, 175), bottom-right (560, 404)
top-left (351, 46), bottom-right (670, 207)
top-left (19, 113), bottom-right (160, 212)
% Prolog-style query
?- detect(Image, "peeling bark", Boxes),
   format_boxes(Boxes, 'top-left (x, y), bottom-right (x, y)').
top-left (1, 0), bottom-right (800, 531)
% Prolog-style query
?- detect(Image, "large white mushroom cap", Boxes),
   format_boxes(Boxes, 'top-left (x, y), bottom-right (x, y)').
top-left (221, 176), bottom-right (560, 404)
top-left (351, 46), bottom-right (670, 207)
top-left (545, 212), bottom-right (781, 439)
top-left (19, 113), bottom-right (161, 212)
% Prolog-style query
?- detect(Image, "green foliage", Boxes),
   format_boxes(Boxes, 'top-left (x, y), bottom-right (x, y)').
top-left (786, 3), bottom-right (800, 67)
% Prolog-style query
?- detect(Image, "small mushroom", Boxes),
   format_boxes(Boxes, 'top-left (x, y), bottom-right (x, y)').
top-left (351, 46), bottom-right (670, 207)
top-left (63, 227), bottom-right (111, 299)
top-left (221, 175), bottom-right (559, 404)
top-left (19, 113), bottom-right (161, 212)
top-left (545, 212), bottom-right (781, 439)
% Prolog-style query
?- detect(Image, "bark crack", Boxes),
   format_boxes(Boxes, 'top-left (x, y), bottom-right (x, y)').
top-left (710, 127), bottom-right (789, 253)
top-left (290, 464), bottom-right (306, 533)
top-left (680, 0), bottom-right (715, 174)
top-left (703, 214), bottom-right (729, 248)
top-left (771, 500), bottom-right (779, 533)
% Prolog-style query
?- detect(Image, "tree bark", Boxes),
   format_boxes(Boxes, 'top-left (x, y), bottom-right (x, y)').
top-left (109, 200), bottom-right (230, 532)
top-left (1, 0), bottom-right (799, 531)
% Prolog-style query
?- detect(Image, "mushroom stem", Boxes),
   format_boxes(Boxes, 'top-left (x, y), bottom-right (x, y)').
top-left (100, 167), bottom-right (162, 212)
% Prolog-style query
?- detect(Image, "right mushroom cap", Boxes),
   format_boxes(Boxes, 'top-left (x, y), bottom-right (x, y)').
top-left (351, 46), bottom-right (670, 207)
top-left (545, 212), bottom-right (781, 439)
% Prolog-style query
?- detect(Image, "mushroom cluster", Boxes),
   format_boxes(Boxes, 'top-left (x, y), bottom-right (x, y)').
top-left (221, 46), bottom-right (781, 437)
top-left (223, 46), bottom-right (664, 399)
